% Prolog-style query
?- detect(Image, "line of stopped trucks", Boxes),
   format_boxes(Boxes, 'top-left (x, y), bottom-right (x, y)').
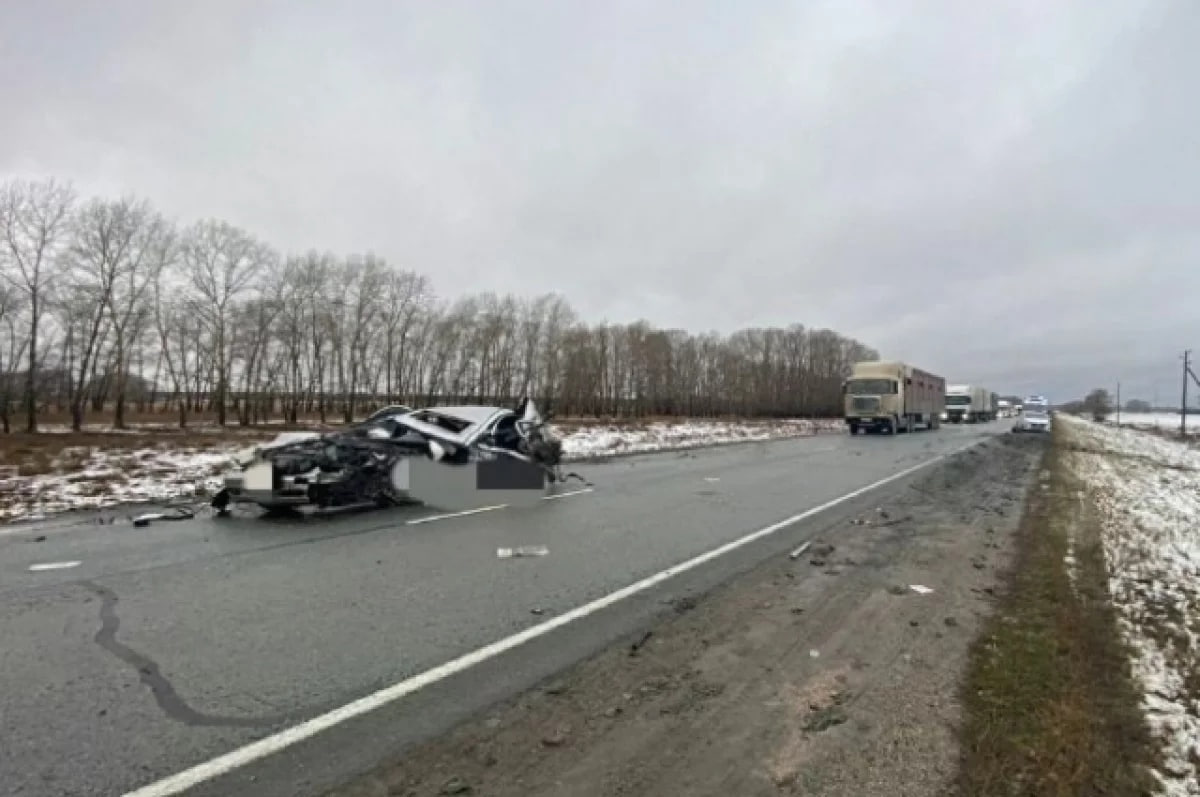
top-left (842, 360), bottom-right (1049, 436)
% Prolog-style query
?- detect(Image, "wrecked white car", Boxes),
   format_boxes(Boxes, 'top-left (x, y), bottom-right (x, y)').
top-left (210, 399), bottom-right (587, 514)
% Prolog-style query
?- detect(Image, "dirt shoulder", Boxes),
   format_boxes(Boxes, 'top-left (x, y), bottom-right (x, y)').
top-left (323, 433), bottom-right (1044, 797)
top-left (957, 420), bottom-right (1160, 796)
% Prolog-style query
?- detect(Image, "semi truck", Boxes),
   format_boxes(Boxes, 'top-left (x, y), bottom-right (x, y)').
top-left (944, 384), bottom-right (994, 422)
top-left (843, 360), bottom-right (946, 435)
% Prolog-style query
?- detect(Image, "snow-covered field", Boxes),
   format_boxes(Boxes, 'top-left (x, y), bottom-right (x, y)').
top-left (0, 418), bottom-right (843, 524)
top-left (1108, 411), bottom-right (1198, 432)
top-left (1060, 414), bottom-right (1200, 795)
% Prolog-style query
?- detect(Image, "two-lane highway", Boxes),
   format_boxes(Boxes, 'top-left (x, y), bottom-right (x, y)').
top-left (0, 422), bottom-right (1007, 797)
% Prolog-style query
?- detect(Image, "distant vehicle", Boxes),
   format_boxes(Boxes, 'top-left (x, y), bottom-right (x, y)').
top-left (1024, 395), bottom-right (1049, 411)
top-left (1013, 409), bottom-right (1051, 433)
top-left (997, 399), bottom-right (1012, 418)
top-left (843, 360), bottom-right (945, 435)
top-left (944, 384), bottom-right (995, 423)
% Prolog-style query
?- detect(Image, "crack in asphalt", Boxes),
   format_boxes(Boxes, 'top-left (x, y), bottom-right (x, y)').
top-left (83, 580), bottom-right (297, 729)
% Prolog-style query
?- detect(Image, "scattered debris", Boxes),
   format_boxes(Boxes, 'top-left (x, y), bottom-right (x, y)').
top-left (668, 596), bottom-right (698, 614)
top-left (944, 617), bottom-right (959, 627)
top-left (28, 560), bottom-right (82, 572)
top-left (440, 776), bottom-right (472, 794)
top-left (496, 545), bottom-right (550, 559)
top-left (909, 584), bottom-right (934, 594)
top-left (809, 649), bottom-right (820, 658)
top-left (802, 691), bottom-right (851, 733)
top-left (530, 607), bottom-right (546, 615)
top-left (629, 630), bottom-right (654, 655)
top-left (788, 540), bottom-right (812, 560)
top-left (132, 506), bottom-right (196, 527)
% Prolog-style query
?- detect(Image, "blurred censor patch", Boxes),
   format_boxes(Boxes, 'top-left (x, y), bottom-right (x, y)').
top-left (407, 456), bottom-right (550, 510)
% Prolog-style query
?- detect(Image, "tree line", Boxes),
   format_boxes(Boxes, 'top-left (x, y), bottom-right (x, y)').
top-left (0, 176), bottom-right (879, 432)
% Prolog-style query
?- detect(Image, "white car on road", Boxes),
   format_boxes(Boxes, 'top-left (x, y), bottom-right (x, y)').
top-left (1013, 409), bottom-right (1051, 433)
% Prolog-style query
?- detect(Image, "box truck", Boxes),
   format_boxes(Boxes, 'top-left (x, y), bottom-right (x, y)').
top-left (944, 384), bottom-right (994, 423)
top-left (843, 360), bottom-right (946, 435)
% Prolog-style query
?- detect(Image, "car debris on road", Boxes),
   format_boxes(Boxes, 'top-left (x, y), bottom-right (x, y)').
top-left (209, 397), bottom-right (590, 517)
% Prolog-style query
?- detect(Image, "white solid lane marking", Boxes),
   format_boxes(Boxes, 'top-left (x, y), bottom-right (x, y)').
top-left (121, 441), bottom-right (979, 797)
top-left (404, 504), bottom-right (508, 525)
top-left (28, 560), bottom-right (82, 571)
top-left (541, 487), bottom-right (594, 501)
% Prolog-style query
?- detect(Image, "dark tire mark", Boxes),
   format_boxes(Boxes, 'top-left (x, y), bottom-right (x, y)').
top-left (83, 580), bottom-right (298, 729)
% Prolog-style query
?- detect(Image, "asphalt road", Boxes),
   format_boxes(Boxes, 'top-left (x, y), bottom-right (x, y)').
top-left (0, 420), bottom-right (1008, 797)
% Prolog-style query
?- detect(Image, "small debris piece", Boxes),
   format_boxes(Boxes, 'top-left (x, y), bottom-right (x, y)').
top-left (629, 630), bottom-right (653, 655)
top-left (809, 558), bottom-right (827, 567)
top-left (497, 545), bottom-right (550, 558)
top-left (440, 776), bottom-right (471, 795)
top-left (788, 540), bottom-right (812, 560)
top-left (809, 649), bottom-right (820, 658)
top-left (910, 619), bottom-right (920, 627)
top-left (530, 607), bottom-right (546, 615)
top-left (944, 616), bottom-right (959, 627)
top-left (542, 729), bottom-right (569, 747)
top-left (909, 584), bottom-right (934, 594)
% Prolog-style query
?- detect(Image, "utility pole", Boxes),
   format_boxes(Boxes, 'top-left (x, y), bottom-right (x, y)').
top-left (1184, 350), bottom-right (1197, 439)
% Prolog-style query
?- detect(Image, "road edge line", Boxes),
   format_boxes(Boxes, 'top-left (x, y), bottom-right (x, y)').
top-left (122, 440), bottom-right (981, 797)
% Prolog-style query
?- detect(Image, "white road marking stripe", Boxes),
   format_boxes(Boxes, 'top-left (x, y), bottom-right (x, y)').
top-left (404, 504), bottom-right (508, 525)
top-left (121, 441), bottom-right (979, 797)
top-left (541, 487), bottom-right (594, 501)
top-left (28, 560), bottom-right (82, 571)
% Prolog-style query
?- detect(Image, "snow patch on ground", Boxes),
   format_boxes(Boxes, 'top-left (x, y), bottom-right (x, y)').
top-left (0, 418), bottom-right (843, 523)
top-left (0, 445), bottom-right (238, 523)
top-left (1060, 414), bottom-right (1200, 795)
top-left (557, 418), bottom-right (843, 458)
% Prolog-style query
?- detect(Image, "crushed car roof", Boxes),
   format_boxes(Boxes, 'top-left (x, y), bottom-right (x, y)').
top-left (408, 406), bottom-right (511, 426)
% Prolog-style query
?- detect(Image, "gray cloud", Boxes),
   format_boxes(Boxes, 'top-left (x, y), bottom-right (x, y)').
top-left (1, 0), bottom-right (1193, 403)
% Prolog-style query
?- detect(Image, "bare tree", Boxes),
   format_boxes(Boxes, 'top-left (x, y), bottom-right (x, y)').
top-left (0, 282), bottom-right (29, 432)
top-left (179, 219), bottom-right (273, 425)
top-left (0, 177), bottom-right (77, 430)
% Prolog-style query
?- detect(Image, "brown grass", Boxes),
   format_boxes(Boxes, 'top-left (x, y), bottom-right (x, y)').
top-left (956, 428), bottom-right (1160, 796)
top-left (0, 430), bottom-right (274, 471)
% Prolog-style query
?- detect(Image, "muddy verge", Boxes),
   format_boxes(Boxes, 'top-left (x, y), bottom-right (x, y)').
top-left (324, 433), bottom-right (1047, 797)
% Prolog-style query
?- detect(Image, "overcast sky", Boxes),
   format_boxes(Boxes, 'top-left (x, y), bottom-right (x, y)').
top-left (2, 0), bottom-right (1195, 403)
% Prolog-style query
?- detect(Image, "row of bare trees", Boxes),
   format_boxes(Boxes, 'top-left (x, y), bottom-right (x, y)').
top-left (0, 176), bottom-right (879, 432)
